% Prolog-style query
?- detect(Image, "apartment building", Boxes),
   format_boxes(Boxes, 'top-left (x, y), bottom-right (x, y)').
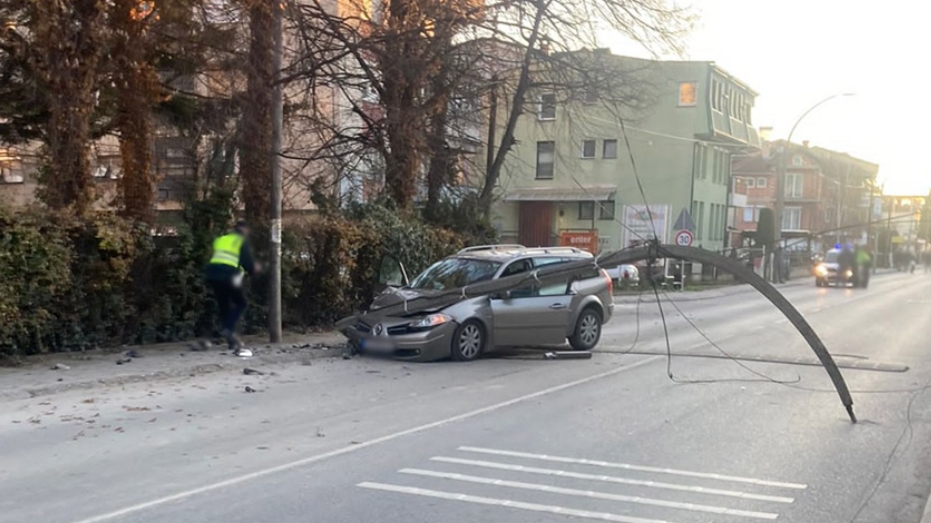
top-left (490, 50), bottom-right (760, 254)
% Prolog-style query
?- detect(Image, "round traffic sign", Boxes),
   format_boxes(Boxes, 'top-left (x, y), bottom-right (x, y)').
top-left (674, 229), bottom-right (693, 247)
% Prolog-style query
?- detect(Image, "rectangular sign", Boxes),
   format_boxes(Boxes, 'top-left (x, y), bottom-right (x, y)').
top-left (559, 231), bottom-right (599, 254)
top-left (622, 204), bottom-right (668, 247)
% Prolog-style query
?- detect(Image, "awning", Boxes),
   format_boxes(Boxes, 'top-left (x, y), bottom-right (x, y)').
top-left (504, 185), bottom-right (616, 202)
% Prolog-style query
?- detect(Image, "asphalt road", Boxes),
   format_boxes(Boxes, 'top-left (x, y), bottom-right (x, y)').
top-left (2, 272), bottom-right (931, 523)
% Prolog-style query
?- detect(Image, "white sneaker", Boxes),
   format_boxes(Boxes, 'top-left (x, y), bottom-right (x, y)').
top-left (234, 348), bottom-right (253, 357)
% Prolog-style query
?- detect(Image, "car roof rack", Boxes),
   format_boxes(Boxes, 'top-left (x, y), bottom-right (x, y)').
top-left (457, 244), bottom-right (526, 254)
top-left (524, 246), bottom-right (588, 255)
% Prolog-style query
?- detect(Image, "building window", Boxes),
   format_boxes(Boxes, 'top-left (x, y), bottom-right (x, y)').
top-left (783, 207), bottom-right (801, 230)
top-left (757, 177), bottom-right (767, 188)
top-left (711, 81), bottom-right (720, 111)
top-left (678, 82), bottom-right (697, 107)
top-left (743, 207), bottom-right (755, 223)
top-left (746, 177), bottom-right (755, 188)
top-left (0, 165), bottom-right (24, 184)
top-left (785, 172), bottom-right (803, 198)
top-left (698, 201), bottom-right (705, 240)
top-left (581, 140), bottom-right (596, 159)
top-left (792, 156), bottom-right (803, 167)
top-left (583, 88), bottom-right (598, 104)
top-left (538, 93), bottom-right (556, 120)
top-left (599, 201), bottom-right (615, 221)
top-left (603, 139), bottom-right (618, 159)
top-left (536, 141), bottom-right (555, 179)
top-left (578, 201), bottom-right (594, 220)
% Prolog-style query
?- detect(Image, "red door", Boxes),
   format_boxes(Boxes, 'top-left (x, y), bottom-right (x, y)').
top-left (518, 202), bottom-right (554, 247)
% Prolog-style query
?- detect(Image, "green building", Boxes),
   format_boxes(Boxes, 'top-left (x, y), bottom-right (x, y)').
top-left (491, 51), bottom-right (760, 255)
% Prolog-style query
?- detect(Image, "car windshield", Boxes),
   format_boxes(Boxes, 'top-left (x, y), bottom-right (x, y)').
top-left (409, 258), bottom-right (501, 290)
top-left (825, 251), bottom-right (839, 263)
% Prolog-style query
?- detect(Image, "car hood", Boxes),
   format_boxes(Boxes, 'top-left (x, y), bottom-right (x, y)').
top-left (335, 287), bottom-right (444, 333)
top-left (370, 287), bottom-right (440, 311)
top-left (819, 262), bottom-right (840, 270)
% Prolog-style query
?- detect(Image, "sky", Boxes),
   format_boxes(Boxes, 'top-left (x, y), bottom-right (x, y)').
top-left (609, 0), bottom-right (930, 195)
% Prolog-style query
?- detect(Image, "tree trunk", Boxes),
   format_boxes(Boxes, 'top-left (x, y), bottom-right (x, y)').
top-left (241, 0), bottom-right (275, 230)
top-left (477, 1), bottom-right (547, 218)
top-left (112, 0), bottom-right (158, 224)
top-left (34, 0), bottom-right (104, 213)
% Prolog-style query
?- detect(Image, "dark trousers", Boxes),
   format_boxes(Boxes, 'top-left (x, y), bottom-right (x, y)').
top-left (209, 279), bottom-right (247, 334)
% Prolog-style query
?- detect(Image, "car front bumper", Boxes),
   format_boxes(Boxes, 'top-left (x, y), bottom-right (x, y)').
top-left (339, 319), bottom-right (457, 362)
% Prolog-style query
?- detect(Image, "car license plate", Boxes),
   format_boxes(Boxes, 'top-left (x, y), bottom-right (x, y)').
top-left (362, 338), bottom-right (394, 353)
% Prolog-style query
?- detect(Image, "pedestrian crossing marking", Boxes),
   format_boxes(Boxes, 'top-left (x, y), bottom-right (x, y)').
top-left (400, 468), bottom-right (779, 519)
top-left (358, 482), bottom-right (682, 523)
top-left (458, 446), bottom-right (806, 489)
top-left (358, 446), bottom-right (807, 522)
top-left (432, 456), bottom-right (796, 503)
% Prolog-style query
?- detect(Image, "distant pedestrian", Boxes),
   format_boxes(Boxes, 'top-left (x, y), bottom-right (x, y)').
top-left (838, 245), bottom-right (855, 286)
top-left (205, 220), bottom-right (258, 355)
top-left (855, 245), bottom-right (871, 288)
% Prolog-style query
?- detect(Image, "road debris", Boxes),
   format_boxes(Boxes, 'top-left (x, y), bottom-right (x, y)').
top-left (243, 368), bottom-right (264, 376)
top-left (51, 363), bottom-right (70, 370)
top-left (244, 386), bottom-right (259, 393)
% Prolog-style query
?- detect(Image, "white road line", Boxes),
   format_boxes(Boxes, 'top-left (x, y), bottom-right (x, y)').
top-left (400, 469), bottom-right (779, 520)
top-left (358, 482), bottom-right (681, 523)
top-left (431, 457), bottom-right (796, 503)
top-left (68, 356), bottom-right (663, 523)
top-left (458, 446), bottom-right (807, 490)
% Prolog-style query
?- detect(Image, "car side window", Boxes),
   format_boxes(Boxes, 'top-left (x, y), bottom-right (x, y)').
top-left (533, 257), bottom-right (567, 268)
top-left (501, 259), bottom-right (533, 277)
top-left (537, 276), bottom-right (571, 297)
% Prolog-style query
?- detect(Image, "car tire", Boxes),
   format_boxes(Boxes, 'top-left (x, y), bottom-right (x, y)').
top-left (451, 320), bottom-right (485, 362)
top-left (570, 307), bottom-right (602, 351)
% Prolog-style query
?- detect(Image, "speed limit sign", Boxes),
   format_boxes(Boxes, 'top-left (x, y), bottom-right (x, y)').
top-left (674, 229), bottom-right (693, 247)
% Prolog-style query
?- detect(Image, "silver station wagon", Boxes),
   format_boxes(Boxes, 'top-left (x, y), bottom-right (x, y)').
top-left (338, 245), bottom-right (615, 362)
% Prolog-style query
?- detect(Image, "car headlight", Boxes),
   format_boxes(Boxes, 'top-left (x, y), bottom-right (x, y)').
top-left (816, 265), bottom-right (827, 276)
top-left (410, 313), bottom-right (452, 329)
top-left (844, 270), bottom-right (853, 278)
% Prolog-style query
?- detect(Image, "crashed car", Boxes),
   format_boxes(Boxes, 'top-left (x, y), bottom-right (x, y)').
top-left (337, 245), bottom-right (615, 362)
top-left (814, 248), bottom-right (854, 287)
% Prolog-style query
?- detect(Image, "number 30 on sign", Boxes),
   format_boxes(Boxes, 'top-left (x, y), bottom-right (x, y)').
top-left (674, 230), bottom-right (693, 247)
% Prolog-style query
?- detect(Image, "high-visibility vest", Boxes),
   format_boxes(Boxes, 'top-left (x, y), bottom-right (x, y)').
top-left (209, 233), bottom-right (244, 269)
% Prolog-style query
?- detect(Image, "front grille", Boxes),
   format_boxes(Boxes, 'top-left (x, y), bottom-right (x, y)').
top-left (355, 322), bottom-right (371, 333)
top-left (387, 325), bottom-right (410, 335)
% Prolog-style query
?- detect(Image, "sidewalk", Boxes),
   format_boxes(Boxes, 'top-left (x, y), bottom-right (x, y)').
top-left (0, 331), bottom-right (345, 401)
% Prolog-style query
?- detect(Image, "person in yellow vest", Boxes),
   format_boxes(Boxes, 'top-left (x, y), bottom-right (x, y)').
top-left (205, 220), bottom-right (257, 355)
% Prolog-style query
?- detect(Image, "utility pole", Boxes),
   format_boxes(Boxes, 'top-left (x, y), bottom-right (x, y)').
top-left (774, 93), bottom-right (855, 283)
top-left (269, 0), bottom-right (283, 343)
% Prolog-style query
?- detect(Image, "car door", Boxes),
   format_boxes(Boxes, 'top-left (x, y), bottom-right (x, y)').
top-left (491, 267), bottom-right (573, 347)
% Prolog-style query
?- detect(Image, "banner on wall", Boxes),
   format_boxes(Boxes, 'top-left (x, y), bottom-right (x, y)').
top-left (622, 204), bottom-right (669, 247)
top-left (559, 231), bottom-right (599, 254)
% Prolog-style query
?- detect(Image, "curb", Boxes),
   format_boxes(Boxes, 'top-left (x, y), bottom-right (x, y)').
top-left (0, 335), bottom-right (346, 401)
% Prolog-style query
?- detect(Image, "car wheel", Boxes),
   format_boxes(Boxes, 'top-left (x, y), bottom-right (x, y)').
top-left (815, 278), bottom-right (824, 287)
top-left (451, 320), bottom-right (485, 361)
top-left (570, 307), bottom-right (602, 351)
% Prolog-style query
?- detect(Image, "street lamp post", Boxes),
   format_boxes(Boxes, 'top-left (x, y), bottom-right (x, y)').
top-left (773, 93), bottom-right (855, 283)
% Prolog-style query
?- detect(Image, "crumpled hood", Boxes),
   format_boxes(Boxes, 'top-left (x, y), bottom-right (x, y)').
top-left (370, 287), bottom-right (440, 312)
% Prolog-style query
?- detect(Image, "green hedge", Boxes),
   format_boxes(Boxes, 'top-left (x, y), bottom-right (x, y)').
top-left (0, 205), bottom-right (489, 360)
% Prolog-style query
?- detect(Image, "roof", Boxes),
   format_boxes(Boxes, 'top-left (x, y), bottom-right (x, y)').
top-left (731, 153), bottom-right (774, 175)
top-left (504, 185), bottom-right (616, 202)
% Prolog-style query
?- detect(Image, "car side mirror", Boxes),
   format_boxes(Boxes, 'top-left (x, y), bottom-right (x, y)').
top-left (491, 290), bottom-right (512, 300)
